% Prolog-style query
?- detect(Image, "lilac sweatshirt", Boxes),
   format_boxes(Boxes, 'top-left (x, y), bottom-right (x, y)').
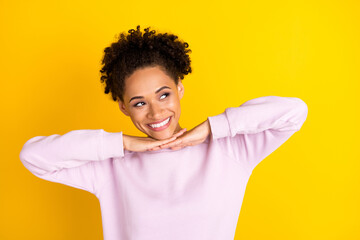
top-left (20, 96), bottom-right (308, 240)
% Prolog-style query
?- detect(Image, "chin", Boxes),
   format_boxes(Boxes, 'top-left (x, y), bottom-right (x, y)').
top-left (150, 132), bottom-right (171, 140)
top-left (147, 128), bottom-right (174, 140)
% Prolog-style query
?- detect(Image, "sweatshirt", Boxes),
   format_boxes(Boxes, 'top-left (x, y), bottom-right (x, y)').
top-left (19, 96), bottom-right (308, 240)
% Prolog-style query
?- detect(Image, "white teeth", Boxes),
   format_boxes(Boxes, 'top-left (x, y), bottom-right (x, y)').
top-left (149, 117), bottom-right (170, 128)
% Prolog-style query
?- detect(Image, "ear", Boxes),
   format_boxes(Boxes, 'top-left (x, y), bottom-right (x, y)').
top-left (177, 79), bottom-right (184, 100)
top-left (118, 100), bottom-right (130, 116)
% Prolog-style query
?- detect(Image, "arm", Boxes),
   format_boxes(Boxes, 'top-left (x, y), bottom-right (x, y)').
top-left (19, 129), bottom-right (124, 196)
top-left (207, 96), bottom-right (308, 172)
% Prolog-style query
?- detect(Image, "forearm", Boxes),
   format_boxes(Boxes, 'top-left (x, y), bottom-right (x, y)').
top-left (19, 129), bottom-right (124, 175)
top-left (207, 96), bottom-right (308, 140)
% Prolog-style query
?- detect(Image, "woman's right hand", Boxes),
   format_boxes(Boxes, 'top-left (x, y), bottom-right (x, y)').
top-left (122, 128), bottom-right (187, 152)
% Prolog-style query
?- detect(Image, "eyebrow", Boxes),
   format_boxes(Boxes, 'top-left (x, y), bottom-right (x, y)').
top-left (129, 86), bottom-right (171, 103)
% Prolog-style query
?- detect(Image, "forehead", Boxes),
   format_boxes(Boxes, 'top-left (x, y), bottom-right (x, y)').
top-left (124, 66), bottom-right (175, 96)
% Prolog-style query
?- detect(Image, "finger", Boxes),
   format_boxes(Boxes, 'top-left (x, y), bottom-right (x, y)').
top-left (160, 138), bottom-right (184, 149)
top-left (148, 146), bottom-right (161, 151)
top-left (159, 140), bottom-right (177, 149)
top-left (158, 129), bottom-right (186, 146)
top-left (160, 136), bottom-right (177, 144)
top-left (171, 145), bottom-right (183, 150)
top-left (148, 136), bottom-right (177, 150)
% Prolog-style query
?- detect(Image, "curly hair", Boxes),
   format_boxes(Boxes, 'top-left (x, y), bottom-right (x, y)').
top-left (99, 25), bottom-right (192, 103)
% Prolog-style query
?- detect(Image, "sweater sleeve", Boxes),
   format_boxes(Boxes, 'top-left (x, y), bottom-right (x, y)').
top-left (19, 129), bottom-right (124, 197)
top-left (207, 96), bottom-right (308, 172)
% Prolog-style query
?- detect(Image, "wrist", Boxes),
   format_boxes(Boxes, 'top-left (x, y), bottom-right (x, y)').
top-left (203, 119), bottom-right (211, 137)
top-left (122, 134), bottom-right (128, 151)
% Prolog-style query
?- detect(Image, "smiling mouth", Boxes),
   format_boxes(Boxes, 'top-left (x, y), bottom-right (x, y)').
top-left (147, 117), bottom-right (171, 130)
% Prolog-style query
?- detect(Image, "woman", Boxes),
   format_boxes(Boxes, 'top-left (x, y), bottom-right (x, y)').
top-left (20, 25), bottom-right (308, 240)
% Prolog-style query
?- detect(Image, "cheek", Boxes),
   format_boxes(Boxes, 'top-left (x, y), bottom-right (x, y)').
top-left (169, 98), bottom-right (180, 108)
top-left (130, 111), bottom-right (145, 123)
top-left (169, 101), bottom-right (181, 116)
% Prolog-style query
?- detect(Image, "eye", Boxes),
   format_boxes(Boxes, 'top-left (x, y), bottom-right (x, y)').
top-left (134, 102), bottom-right (145, 107)
top-left (133, 93), bottom-right (170, 108)
top-left (160, 92), bottom-right (170, 100)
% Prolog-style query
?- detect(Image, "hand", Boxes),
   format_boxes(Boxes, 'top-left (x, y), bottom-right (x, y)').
top-left (123, 128), bottom-right (187, 152)
top-left (149, 119), bottom-right (211, 151)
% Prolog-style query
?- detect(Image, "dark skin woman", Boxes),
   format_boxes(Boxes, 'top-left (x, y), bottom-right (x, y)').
top-left (100, 25), bottom-right (211, 152)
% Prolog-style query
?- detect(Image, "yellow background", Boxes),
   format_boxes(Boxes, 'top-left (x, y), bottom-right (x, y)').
top-left (1, 0), bottom-right (359, 239)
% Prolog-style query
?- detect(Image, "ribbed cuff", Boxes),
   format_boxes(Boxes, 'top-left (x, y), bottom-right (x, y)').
top-left (101, 130), bottom-right (124, 160)
top-left (207, 111), bottom-right (231, 140)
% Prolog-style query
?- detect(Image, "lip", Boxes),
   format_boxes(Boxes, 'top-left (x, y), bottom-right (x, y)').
top-left (146, 116), bottom-right (172, 131)
top-left (148, 117), bottom-right (171, 125)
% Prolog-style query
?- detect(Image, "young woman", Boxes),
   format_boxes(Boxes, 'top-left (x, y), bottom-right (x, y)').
top-left (20, 25), bottom-right (308, 240)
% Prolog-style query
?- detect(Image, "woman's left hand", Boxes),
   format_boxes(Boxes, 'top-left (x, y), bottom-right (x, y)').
top-left (149, 119), bottom-right (211, 151)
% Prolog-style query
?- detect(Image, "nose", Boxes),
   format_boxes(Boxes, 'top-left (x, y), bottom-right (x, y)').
top-left (147, 103), bottom-right (165, 120)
